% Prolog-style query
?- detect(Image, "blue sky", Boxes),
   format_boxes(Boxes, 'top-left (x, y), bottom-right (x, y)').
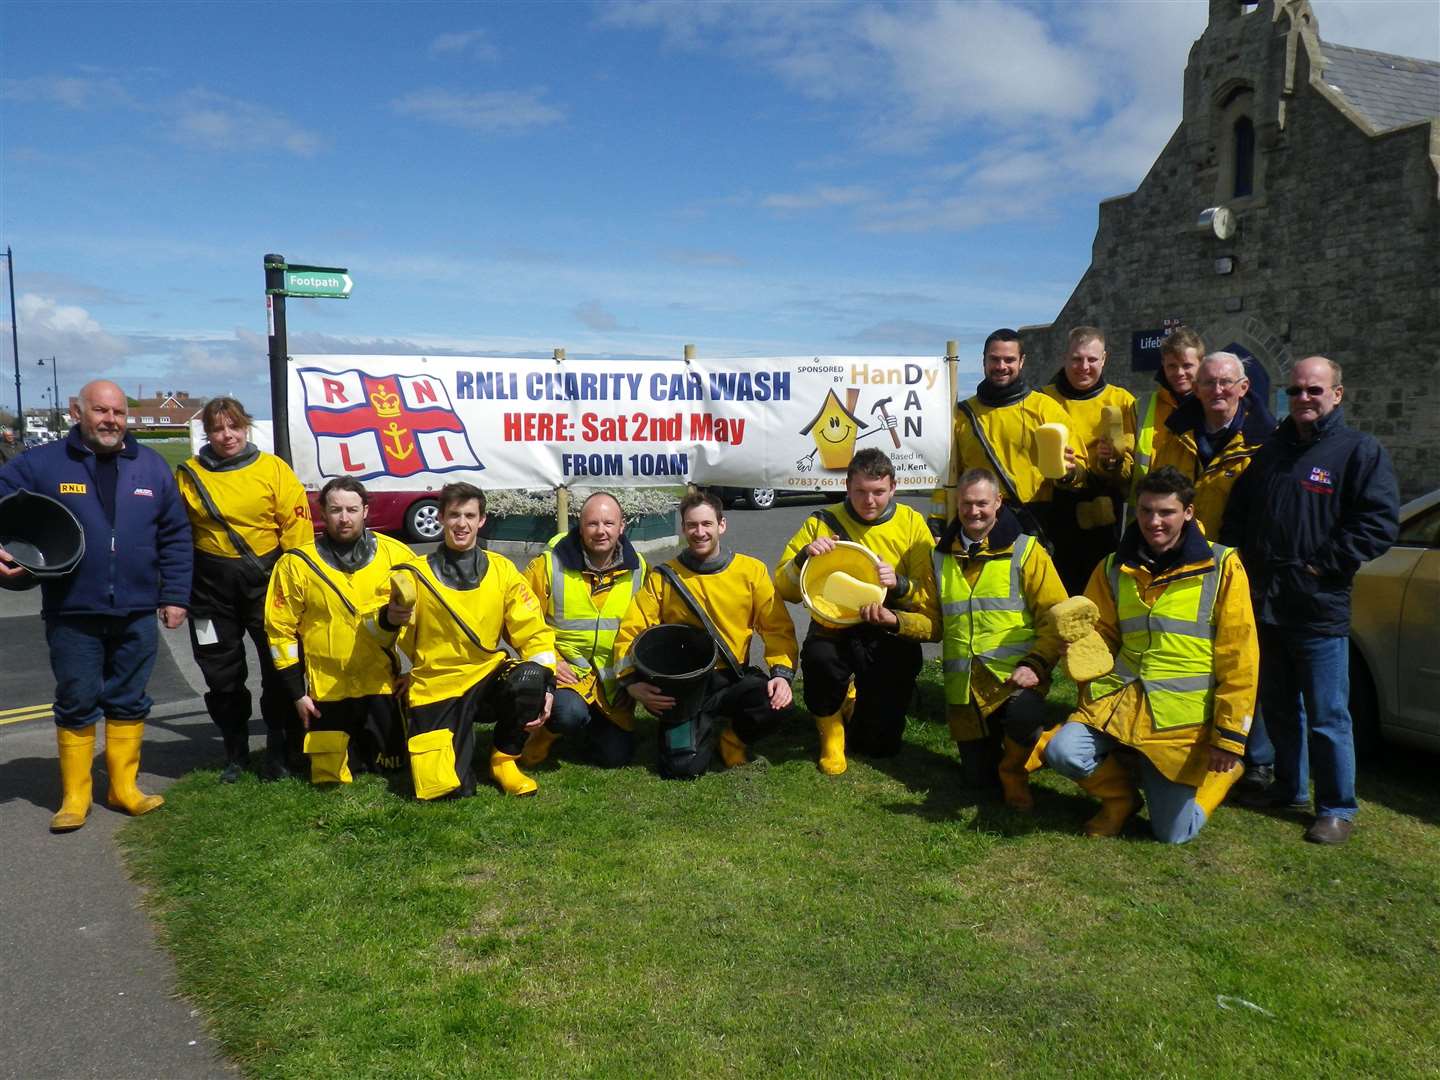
top-left (2, 0), bottom-right (1436, 417)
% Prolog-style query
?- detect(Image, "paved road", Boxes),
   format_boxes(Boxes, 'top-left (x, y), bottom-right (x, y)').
top-left (0, 492), bottom-right (932, 1079)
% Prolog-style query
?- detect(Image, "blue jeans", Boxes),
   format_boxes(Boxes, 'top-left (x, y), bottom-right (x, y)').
top-left (547, 687), bottom-right (635, 768)
top-left (1044, 721), bottom-right (1208, 845)
top-left (45, 611), bottom-right (159, 729)
top-left (1258, 626), bottom-right (1356, 820)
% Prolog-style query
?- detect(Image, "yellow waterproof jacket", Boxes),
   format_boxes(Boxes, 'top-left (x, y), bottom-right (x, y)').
top-left (1129, 386), bottom-right (1182, 503)
top-left (775, 500), bottom-right (937, 641)
top-left (1040, 381), bottom-right (1136, 493)
top-left (395, 549), bottom-right (557, 708)
top-left (1067, 524), bottom-right (1257, 786)
top-left (264, 532), bottom-right (415, 701)
top-left (523, 530), bottom-right (646, 718)
top-left (934, 513), bottom-right (1068, 739)
top-left (177, 449), bottom-right (311, 559)
top-left (614, 552), bottom-right (798, 683)
top-left (1151, 401), bottom-right (1273, 539)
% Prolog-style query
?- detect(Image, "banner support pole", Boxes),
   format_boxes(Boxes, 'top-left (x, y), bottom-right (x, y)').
top-left (264, 253), bottom-right (292, 464)
top-left (683, 344), bottom-right (697, 496)
top-left (943, 339), bottom-right (960, 525)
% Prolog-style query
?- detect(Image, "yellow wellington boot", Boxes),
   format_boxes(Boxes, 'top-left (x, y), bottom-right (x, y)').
top-left (815, 711), bottom-right (847, 776)
top-left (1076, 756), bottom-right (1140, 838)
top-left (1195, 763), bottom-right (1245, 819)
top-left (998, 737), bottom-right (1035, 811)
top-left (104, 719), bottom-right (164, 817)
top-left (719, 725), bottom-right (748, 769)
top-left (52, 725), bottom-right (96, 832)
top-left (490, 749), bottom-right (538, 797)
top-left (520, 726), bottom-right (559, 767)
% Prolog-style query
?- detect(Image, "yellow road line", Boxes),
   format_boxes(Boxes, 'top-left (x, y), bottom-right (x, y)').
top-left (0, 702), bottom-right (54, 718)
top-left (0, 704), bottom-right (53, 726)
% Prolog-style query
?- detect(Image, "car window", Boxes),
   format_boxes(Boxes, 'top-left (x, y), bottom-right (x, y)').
top-left (1397, 503), bottom-right (1440, 548)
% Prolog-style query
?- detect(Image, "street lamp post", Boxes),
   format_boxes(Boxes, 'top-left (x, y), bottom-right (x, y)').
top-left (2, 247), bottom-right (19, 438)
top-left (37, 356), bottom-right (59, 434)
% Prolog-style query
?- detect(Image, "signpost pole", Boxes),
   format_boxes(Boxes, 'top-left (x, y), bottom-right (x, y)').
top-left (943, 339), bottom-right (959, 525)
top-left (5, 247), bottom-right (21, 437)
top-left (264, 253), bottom-right (292, 464)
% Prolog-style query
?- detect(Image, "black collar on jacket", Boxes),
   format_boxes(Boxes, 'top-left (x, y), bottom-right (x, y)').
top-left (317, 529), bottom-right (377, 573)
top-left (677, 547), bottom-right (732, 574)
top-left (430, 544), bottom-right (489, 589)
top-left (844, 497), bottom-right (896, 527)
top-left (1049, 369), bottom-right (1108, 401)
top-left (197, 441), bottom-right (261, 472)
top-left (974, 378), bottom-right (1030, 408)
top-left (1279, 405), bottom-right (1346, 447)
top-left (551, 526), bottom-right (642, 574)
top-left (938, 504), bottom-right (1022, 557)
top-left (1117, 517), bottom-right (1213, 578)
top-left (66, 425), bottom-right (138, 461)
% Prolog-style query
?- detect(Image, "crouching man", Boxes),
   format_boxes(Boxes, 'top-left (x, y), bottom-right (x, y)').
top-left (935, 469), bottom-right (1067, 804)
top-left (1043, 467), bottom-right (1255, 842)
top-left (265, 477), bottom-right (415, 784)
top-left (381, 482), bottom-right (557, 798)
top-left (520, 492), bottom-right (648, 770)
top-left (613, 491), bottom-right (798, 779)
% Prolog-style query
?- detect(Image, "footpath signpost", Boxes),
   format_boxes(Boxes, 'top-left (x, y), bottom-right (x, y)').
top-left (264, 253), bottom-right (351, 464)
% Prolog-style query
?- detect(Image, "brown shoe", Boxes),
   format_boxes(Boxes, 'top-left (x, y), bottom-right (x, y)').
top-left (1304, 816), bottom-right (1353, 845)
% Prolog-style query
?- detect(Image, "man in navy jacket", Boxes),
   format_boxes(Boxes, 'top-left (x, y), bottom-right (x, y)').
top-left (1221, 356), bottom-right (1399, 844)
top-left (0, 379), bottom-right (192, 832)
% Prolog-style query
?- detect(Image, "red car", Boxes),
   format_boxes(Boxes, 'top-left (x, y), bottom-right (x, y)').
top-left (305, 489), bottom-right (442, 542)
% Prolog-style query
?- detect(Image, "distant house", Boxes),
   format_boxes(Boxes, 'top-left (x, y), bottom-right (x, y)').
top-left (68, 390), bottom-right (207, 433)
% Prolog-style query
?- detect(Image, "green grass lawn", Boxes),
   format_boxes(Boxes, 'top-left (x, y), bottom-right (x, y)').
top-left (121, 666), bottom-right (1440, 1079)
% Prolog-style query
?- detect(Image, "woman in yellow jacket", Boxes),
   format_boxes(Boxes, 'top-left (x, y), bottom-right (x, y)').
top-left (177, 397), bottom-right (312, 781)
top-left (1041, 466), bottom-right (1256, 843)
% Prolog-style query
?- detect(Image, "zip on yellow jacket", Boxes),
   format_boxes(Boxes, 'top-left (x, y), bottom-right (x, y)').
top-left (264, 531), bottom-right (415, 702)
top-left (395, 549), bottom-right (558, 709)
top-left (1067, 521), bottom-right (1257, 787)
top-left (775, 499), bottom-right (937, 642)
top-left (1039, 380), bottom-right (1136, 492)
top-left (177, 448), bottom-right (312, 558)
top-left (1151, 398), bottom-right (1273, 539)
top-left (933, 510), bottom-right (1068, 741)
top-left (614, 551), bottom-right (798, 684)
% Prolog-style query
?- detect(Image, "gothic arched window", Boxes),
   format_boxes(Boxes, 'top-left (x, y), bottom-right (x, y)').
top-left (1233, 116), bottom-right (1256, 198)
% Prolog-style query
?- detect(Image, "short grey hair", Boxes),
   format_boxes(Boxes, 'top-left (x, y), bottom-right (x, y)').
top-left (1201, 351), bottom-right (1247, 382)
top-left (957, 468), bottom-right (1000, 495)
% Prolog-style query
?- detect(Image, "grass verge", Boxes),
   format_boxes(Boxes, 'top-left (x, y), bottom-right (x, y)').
top-left (121, 666), bottom-right (1440, 1079)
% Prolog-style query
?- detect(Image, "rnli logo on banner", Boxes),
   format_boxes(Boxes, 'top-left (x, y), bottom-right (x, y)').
top-left (298, 367), bottom-right (483, 480)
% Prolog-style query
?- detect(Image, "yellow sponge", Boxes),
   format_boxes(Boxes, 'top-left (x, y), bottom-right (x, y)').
top-left (1048, 595), bottom-right (1100, 643)
top-left (389, 571), bottom-right (417, 621)
top-left (1063, 630), bottom-right (1114, 682)
top-left (1036, 423), bottom-right (1070, 480)
top-left (821, 570), bottom-right (886, 612)
top-left (1101, 405), bottom-right (1125, 445)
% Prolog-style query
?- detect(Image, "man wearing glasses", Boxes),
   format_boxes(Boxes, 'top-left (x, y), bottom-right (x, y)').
top-left (1222, 356), bottom-right (1399, 844)
top-left (1152, 351), bottom-right (1274, 539)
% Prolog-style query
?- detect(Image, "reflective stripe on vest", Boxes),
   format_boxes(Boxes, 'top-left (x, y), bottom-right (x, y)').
top-left (1129, 391), bottom-right (1159, 504)
top-left (934, 534), bottom-right (1036, 706)
top-left (1089, 543), bottom-right (1231, 730)
top-left (544, 537), bottom-right (646, 703)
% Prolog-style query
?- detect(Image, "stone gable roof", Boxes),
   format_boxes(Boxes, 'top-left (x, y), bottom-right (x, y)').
top-left (1318, 41), bottom-right (1440, 132)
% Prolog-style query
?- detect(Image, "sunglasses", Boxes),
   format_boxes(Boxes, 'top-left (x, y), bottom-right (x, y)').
top-left (1285, 385), bottom-right (1333, 398)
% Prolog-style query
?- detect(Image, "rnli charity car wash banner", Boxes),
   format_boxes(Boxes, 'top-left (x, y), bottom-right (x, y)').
top-left (285, 355), bottom-right (952, 491)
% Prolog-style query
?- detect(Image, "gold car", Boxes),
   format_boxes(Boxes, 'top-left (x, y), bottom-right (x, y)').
top-left (1349, 489), bottom-right (1440, 752)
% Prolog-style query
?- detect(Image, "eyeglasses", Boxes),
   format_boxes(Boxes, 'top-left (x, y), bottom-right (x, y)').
top-left (1285, 385), bottom-right (1333, 398)
top-left (1197, 377), bottom-right (1243, 390)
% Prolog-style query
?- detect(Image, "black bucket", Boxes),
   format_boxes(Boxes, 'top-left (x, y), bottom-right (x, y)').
top-left (631, 624), bottom-right (717, 714)
top-left (0, 490), bottom-right (87, 592)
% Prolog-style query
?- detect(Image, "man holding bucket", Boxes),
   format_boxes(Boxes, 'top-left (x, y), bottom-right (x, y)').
top-left (775, 448), bottom-right (937, 775)
top-left (614, 491), bottom-right (797, 779)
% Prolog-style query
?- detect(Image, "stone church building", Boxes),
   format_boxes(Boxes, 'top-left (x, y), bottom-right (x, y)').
top-left (1021, 0), bottom-right (1439, 497)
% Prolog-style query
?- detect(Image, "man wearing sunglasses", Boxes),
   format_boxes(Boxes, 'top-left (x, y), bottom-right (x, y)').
top-left (1221, 356), bottom-right (1399, 844)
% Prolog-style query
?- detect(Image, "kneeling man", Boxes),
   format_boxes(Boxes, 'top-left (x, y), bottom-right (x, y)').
top-left (383, 482), bottom-right (557, 798)
top-left (614, 491), bottom-right (797, 779)
top-left (1043, 467), bottom-right (1254, 842)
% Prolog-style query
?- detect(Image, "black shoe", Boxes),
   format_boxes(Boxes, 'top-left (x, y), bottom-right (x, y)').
top-left (258, 755), bottom-right (292, 782)
top-left (220, 759), bottom-right (247, 784)
top-left (1233, 763), bottom-right (1274, 793)
top-left (1304, 816), bottom-right (1353, 845)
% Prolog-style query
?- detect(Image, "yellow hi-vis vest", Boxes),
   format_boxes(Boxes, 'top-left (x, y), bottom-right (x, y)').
top-left (1129, 391), bottom-right (1160, 504)
top-left (935, 534), bottom-right (1037, 706)
top-left (542, 535), bottom-right (647, 706)
top-left (1089, 543), bottom-right (1232, 730)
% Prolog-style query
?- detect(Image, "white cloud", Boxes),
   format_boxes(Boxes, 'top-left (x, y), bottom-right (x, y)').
top-left (171, 88), bottom-right (327, 156)
top-left (429, 29), bottom-right (501, 60)
top-left (761, 185), bottom-right (877, 211)
top-left (9, 293), bottom-right (129, 365)
top-left (391, 88), bottom-right (566, 133)
top-left (0, 74), bottom-right (133, 109)
top-left (574, 300), bottom-right (633, 332)
top-left (661, 248), bottom-right (746, 268)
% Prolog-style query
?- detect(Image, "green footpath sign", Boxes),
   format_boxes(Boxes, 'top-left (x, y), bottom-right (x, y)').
top-left (279, 265), bottom-right (352, 298)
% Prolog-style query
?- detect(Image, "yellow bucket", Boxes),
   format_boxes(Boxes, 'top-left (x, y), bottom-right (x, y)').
top-left (800, 541), bottom-right (885, 627)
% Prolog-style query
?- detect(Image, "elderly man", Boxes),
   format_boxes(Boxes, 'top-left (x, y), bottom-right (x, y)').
top-left (1042, 326), bottom-right (1137, 593)
top-left (1044, 467), bottom-right (1255, 843)
top-left (928, 328), bottom-right (1086, 541)
top-left (1130, 327), bottom-right (1204, 504)
top-left (776, 448), bottom-right (936, 774)
top-left (0, 380), bottom-right (192, 832)
top-left (0, 428), bottom-right (21, 466)
top-left (1152, 351), bottom-right (1275, 539)
top-left (520, 491), bottom-right (648, 770)
top-left (934, 469), bottom-right (1067, 802)
top-left (1222, 357), bottom-right (1399, 844)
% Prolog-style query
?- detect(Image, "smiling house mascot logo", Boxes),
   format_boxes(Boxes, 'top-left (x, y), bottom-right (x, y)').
top-left (798, 387), bottom-right (870, 470)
